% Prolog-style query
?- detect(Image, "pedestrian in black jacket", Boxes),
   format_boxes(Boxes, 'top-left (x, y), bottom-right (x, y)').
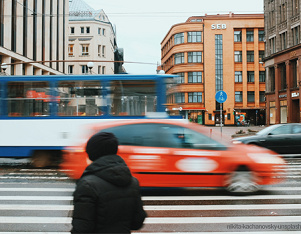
top-left (71, 132), bottom-right (146, 233)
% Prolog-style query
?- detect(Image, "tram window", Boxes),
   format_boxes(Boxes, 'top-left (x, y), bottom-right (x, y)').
top-left (58, 81), bottom-right (104, 116)
top-left (7, 82), bottom-right (50, 117)
top-left (108, 80), bottom-right (157, 116)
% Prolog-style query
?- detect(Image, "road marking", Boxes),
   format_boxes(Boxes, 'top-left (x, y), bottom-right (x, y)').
top-left (0, 186), bottom-right (300, 192)
top-left (0, 176), bottom-right (70, 180)
top-left (0, 204), bottom-right (73, 210)
top-left (0, 188), bottom-right (74, 192)
top-left (0, 216), bottom-right (300, 224)
top-left (1, 203), bottom-right (301, 211)
top-left (0, 216), bottom-right (72, 223)
top-left (144, 203), bottom-right (301, 210)
top-left (144, 215), bottom-right (301, 224)
top-left (0, 196), bottom-right (73, 200)
top-left (142, 194), bottom-right (301, 201)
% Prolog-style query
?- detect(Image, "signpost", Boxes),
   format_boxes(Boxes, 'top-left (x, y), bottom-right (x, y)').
top-left (215, 91), bottom-right (227, 134)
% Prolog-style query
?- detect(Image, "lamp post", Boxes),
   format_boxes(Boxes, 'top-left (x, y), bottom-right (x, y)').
top-left (87, 62), bottom-right (94, 74)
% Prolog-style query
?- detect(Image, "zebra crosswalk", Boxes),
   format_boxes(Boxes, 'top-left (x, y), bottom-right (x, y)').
top-left (0, 183), bottom-right (301, 233)
top-left (0, 164), bottom-right (300, 233)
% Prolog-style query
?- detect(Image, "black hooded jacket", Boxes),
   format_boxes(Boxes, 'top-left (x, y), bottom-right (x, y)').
top-left (71, 154), bottom-right (146, 233)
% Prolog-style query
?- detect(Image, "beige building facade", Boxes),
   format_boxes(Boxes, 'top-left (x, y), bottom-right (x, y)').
top-left (67, 0), bottom-right (119, 75)
top-left (0, 0), bottom-right (68, 75)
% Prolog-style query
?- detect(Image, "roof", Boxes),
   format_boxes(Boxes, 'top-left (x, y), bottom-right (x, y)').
top-left (69, 0), bottom-right (109, 22)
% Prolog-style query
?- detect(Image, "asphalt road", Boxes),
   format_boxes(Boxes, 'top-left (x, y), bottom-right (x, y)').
top-left (0, 159), bottom-right (300, 233)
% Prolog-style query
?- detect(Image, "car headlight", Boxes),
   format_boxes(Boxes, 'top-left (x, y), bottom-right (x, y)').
top-left (248, 153), bottom-right (284, 164)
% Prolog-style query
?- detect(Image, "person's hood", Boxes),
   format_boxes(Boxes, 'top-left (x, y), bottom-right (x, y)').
top-left (81, 154), bottom-right (132, 187)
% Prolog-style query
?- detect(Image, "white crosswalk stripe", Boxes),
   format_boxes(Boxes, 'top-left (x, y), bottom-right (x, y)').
top-left (0, 165), bottom-right (301, 233)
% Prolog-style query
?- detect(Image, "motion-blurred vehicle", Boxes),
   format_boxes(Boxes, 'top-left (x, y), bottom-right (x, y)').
top-left (233, 123), bottom-right (301, 156)
top-left (60, 119), bottom-right (286, 194)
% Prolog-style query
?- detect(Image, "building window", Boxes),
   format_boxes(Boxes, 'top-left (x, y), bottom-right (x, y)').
top-left (86, 27), bottom-right (90, 34)
top-left (98, 28), bottom-right (101, 34)
top-left (102, 28), bottom-right (106, 36)
top-left (68, 44), bottom-right (74, 56)
top-left (98, 66), bottom-right (101, 74)
top-left (102, 66), bottom-right (106, 74)
top-left (188, 31), bottom-right (202, 42)
top-left (188, 92), bottom-right (202, 103)
top-left (279, 2), bottom-right (287, 22)
top-left (98, 45), bottom-right (101, 56)
top-left (68, 65), bottom-right (74, 74)
top-left (280, 63), bottom-right (287, 90)
top-left (269, 66), bottom-right (275, 92)
top-left (234, 51), bottom-right (242, 62)
top-left (174, 33), bottom-right (184, 45)
top-left (247, 91), bottom-right (255, 102)
top-left (269, 10), bottom-right (275, 27)
top-left (234, 31), bottom-right (242, 42)
top-left (259, 91), bottom-right (265, 102)
top-left (80, 27), bottom-right (84, 34)
top-left (188, 72), bottom-right (202, 83)
top-left (102, 45), bottom-right (106, 57)
top-left (81, 65), bottom-right (88, 74)
top-left (269, 37), bottom-right (276, 54)
top-left (174, 73), bottom-right (184, 84)
top-left (235, 91), bottom-right (242, 102)
top-left (188, 52), bottom-right (202, 63)
top-left (293, 0), bottom-right (300, 16)
top-left (215, 34), bottom-right (223, 92)
top-left (259, 71), bottom-right (266, 82)
top-left (174, 53), bottom-right (184, 64)
top-left (81, 44), bottom-right (89, 56)
top-left (292, 59), bottom-right (298, 88)
top-left (235, 71), bottom-right (242, 82)
top-left (280, 32), bottom-right (287, 50)
top-left (175, 93), bottom-right (185, 103)
top-left (292, 26), bottom-right (300, 46)
top-left (247, 71), bottom-right (255, 82)
top-left (246, 30), bottom-right (254, 42)
top-left (259, 51), bottom-right (264, 63)
top-left (258, 30), bottom-right (264, 41)
top-left (70, 27), bottom-right (75, 34)
top-left (247, 51), bottom-right (254, 62)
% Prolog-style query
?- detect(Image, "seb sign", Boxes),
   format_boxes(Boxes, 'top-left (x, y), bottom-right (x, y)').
top-left (211, 24), bottom-right (227, 30)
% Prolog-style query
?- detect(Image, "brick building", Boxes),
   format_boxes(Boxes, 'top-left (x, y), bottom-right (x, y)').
top-left (264, 0), bottom-right (301, 124)
top-left (161, 13), bottom-right (265, 126)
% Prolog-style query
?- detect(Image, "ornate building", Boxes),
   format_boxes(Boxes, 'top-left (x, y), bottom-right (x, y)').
top-left (67, 0), bottom-right (124, 75)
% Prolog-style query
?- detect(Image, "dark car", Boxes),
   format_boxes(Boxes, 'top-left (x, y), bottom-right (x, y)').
top-left (233, 123), bottom-right (301, 156)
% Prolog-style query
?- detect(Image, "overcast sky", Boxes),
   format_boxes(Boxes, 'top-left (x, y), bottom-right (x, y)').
top-left (84, 0), bottom-right (264, 74)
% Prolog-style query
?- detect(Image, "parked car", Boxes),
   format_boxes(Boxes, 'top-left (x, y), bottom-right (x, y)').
top-left (232, 123), bottom-right (301, 156)
top-left (60, 119), bottom-right (285, 194)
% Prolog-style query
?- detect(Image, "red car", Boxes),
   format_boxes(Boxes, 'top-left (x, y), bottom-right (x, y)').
top-left (60, 119), bottom-right (286, 194)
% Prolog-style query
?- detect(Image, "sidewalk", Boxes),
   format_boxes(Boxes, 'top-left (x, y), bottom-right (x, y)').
top-left (208, 125), bottom-right (266, 139)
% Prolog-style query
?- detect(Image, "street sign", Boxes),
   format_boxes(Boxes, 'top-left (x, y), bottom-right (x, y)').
top-left (215, 91), bottom-right (227, 103)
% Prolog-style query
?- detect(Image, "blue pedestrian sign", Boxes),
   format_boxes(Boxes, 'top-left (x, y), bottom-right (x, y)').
top-left (215, 91), bottom-right (227, 103)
